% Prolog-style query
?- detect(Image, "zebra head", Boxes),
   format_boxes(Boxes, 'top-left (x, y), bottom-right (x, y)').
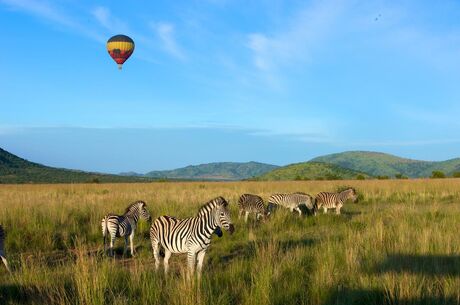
top-left (345, 188), bottom-right (358, 203)
top-left (214, 197), bottom-right (235, 234)
top-left (127, 201), bottom-right (152, 222)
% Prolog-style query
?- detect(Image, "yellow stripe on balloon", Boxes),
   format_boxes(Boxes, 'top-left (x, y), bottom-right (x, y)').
top-left (106, 41), bottom-right (134, 52)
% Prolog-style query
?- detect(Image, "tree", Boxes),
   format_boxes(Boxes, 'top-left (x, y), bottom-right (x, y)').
top-left (431, 171), bottom-right (445, 179)
top-left (356, 174), bottom-right (365, 180)
top-left (452, 172), bottom-right (460, 178)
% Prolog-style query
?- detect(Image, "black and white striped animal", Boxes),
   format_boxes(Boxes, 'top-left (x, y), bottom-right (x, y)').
top-left (101, 200), bottom-right (151, 256)
top-left (150, 196), bottom-right (234, 279)
top-left (0, 225), bottom-right (10, 272)
top-left (268, 193), bottom-right (314, 216)
top-left (238, 194), bottom-right (269, 222)
top-left (314, 188), bottom-right (358, 215)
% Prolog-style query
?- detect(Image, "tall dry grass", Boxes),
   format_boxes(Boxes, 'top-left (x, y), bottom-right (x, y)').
top-left (0, 180), bottom-right (459, 304)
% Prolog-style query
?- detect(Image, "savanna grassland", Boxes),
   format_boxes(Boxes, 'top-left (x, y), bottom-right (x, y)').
top-left (0, 180), bottom-right (459, 305)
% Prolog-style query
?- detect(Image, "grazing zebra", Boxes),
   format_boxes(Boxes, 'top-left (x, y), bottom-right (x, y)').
top-left (314, 188), bottom-right (358, 215)
top-left (150, 196), bottom-right (234, 279)
top-left (101, 200), bottom-right (151, 257)
top-left (0, 225), bottom-right (10, 272)
top-left (268, 193), bottom-right (314, 216)
top-left (238, 194), bottom-right (269, 222)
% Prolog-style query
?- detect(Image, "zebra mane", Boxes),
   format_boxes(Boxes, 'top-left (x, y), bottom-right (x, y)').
top-left (197, 196), bottom-right (227, 216)
top-left (125, 200), bottom-right (146, 213)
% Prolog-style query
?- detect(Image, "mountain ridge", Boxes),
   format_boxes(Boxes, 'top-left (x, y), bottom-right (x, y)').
top-left (311, 151), bottom-right (460, 178)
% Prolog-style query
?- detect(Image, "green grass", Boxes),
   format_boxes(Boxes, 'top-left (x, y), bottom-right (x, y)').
top-left (0, 180), bottom-right (459, 304)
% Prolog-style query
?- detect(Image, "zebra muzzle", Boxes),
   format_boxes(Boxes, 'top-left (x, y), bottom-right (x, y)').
top-left (228, 224), bottom-right (235, 234)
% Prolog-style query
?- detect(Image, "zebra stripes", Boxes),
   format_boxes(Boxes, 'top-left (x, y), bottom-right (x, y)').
top-left (150, 196), bottom-right (234, 278)
top-left (238, 194), bottom-right (269, 222)
top-left (102, 200), bottom-right (151, 256)
top-left (0, 225), bottom-right (10, 272)
top-left (268, 193), bottom-right (314, 216)
top-left (314, 188), bottom-right (358, 215)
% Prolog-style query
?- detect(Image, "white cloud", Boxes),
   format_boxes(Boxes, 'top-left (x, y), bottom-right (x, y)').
top-left (0, 0), bottom-right (104, 42)
top-left (151, 22), bottom-right (186, 60)
top-left (247, 0), bottom-right (345, 74)
top-left (91, 6), bottom-right (128, 33)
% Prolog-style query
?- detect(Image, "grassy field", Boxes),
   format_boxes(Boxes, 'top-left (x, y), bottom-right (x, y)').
top-left (0, 180), bottom-right (459, 305)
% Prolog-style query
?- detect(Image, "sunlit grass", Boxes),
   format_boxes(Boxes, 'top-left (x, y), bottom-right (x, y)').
top-left (0, 180), bottom-right (459, 304)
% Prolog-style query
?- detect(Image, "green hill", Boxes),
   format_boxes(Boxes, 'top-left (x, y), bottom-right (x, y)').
top-left (254, 161), bottom-right (369, 181)
top-left (311, 151), bottom-right (460, 178)
top-left (0, 148), bottom-right (151, 184)
top-left (145, 162), bottom-right (279, 181)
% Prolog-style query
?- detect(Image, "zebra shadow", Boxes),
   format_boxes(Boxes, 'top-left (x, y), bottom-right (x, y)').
top-left (0, 283), bottom-right (64, 305)
top-left (324, 287), bottom-right (458, 305)
top-left (267, 204), bottom-right (315, 217)
top-left (374, 254), bottom-right (460, 276)
top-left (207, 237), bottom-right (317, 268)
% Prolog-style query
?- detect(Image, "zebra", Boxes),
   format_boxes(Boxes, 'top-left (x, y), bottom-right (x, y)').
top-left (150, 196), bottom-right (234, 279)
top-left (101, 200), bottom-right (151, 257)
top-left (237, 194), bottom-right (269, 222)
top-left (314, 188), bottom-right (358, 215)
top-left (267, 193), bottom-right (314, 216)
top-left (0, 225), bottom-right (10, 272)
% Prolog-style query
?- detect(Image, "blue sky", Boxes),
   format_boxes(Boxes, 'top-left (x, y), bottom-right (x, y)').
top-left (1, 0), bottom-right (460, 173)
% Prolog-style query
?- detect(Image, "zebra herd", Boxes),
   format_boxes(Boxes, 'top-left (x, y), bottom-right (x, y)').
top-left (0, 187), bottom-right (357, 277)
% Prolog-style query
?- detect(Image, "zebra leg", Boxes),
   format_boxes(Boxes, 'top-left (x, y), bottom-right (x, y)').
top-left (196, 250), bottom-right (207, 280)
top-left (129, 232), bottom-right (135, 256)
top-left (295, 207), bottom-right (302, 216)
top-left (163, 250), bottom-right (172, 275)
top-left (238, 209), bottom-right (244, 219)
top-left (1, 255), bottom-right (10, 273)
top-left (323, 207), bottom-right (328, 214)
top-left (244, 211), bottom-right (249, 223)
top-left (152, 240), bottom-right (160, 271)
top-left (109, 235), bottom-right (116, 257)
top-left (336, 207), bottom-right (341, 215)
top-left (123, 235), bottom-right (129, 257)
top-left (187, 251), bottom-right (197, 280)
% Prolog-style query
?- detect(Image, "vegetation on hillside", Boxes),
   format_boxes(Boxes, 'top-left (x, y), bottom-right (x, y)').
top-left (311, 151), bottom-right (460, 178)
top-left (0, 148), bottom-right (151, 184)
top-left (253, 161), bottom-right (370, 181)
top-left (145, 161), bottom-right (279, 180)
top-left (0, 180), bottom-right (459, 305)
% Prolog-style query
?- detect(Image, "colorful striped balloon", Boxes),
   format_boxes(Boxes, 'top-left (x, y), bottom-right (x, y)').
top-left (107, 35), bottom-right (135, 70)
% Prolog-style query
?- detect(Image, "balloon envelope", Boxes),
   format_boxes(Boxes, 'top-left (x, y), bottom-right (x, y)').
top-left (107, 35), bottom-right (135, 70)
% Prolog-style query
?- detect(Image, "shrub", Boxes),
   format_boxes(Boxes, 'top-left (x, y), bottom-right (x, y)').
top-left (395, 174), bottom-right (409, 179)
top-left (377, 175), bottom-right (389, 180)
top-left (452, 172), bottom-right (460, 178)
top-left (356, 174), bottom-right (366, 180)
top-left (431, 171), bottom-right (446, 179)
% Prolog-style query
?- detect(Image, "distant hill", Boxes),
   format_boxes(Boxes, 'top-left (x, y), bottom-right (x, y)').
top-left (0, 148), bottom-right (151, 184)
top-left (311, 151), bottom-right (460, 178)
top-left (145, 162), bottom-right (279, 181)
top-left (254, 161), bottom-right (369, 181)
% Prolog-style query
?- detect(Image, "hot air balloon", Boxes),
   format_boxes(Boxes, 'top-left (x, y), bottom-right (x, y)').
top-left (107, 35), bottom-right (135, 70)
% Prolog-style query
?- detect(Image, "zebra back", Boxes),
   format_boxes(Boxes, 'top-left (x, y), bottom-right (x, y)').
top-left (238, 194), bottom-right (267, 215)
top-left (315, 188), bottom-right (357, 209)
top-left (268, 193), bottom-right (314, 210)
